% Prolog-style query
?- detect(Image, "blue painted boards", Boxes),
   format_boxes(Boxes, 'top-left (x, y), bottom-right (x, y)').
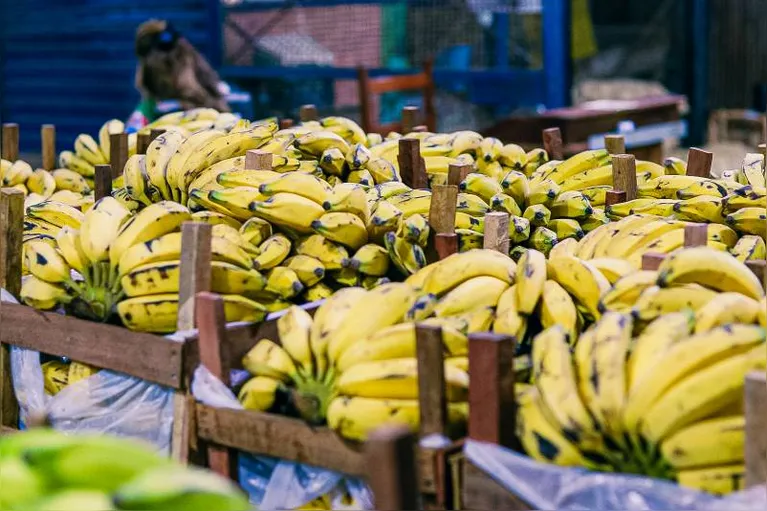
top-left (0, 0), bottom-right (219, 154)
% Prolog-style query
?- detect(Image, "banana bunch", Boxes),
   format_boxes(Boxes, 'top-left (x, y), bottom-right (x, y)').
top-left (0, 158), bottom-right (81, 208)
top-left (41, 360), bottom-right (100, 396)
top-left (0, 428), bottom-right (250, 510)
top-left (518, 249), bottom-right (765, 495)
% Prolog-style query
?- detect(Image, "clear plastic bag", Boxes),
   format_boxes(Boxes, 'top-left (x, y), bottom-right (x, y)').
top-left (2, 290), bottom-right (175, 453)
top-left (192, 365), bottom-right (372, 510)
top-left (465, 439), bottom-right (767, 510)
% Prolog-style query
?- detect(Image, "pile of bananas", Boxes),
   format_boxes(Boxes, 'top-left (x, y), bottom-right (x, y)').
top-left (507, 245), bottom-right (765, 495)
top-left (0, 428), bottom-right (249, 510)
top-left (1, 158), bottom-right (94, 210)
top-left (41, 359), bottom-right (99, 396)
top-left (600, 154), bottom-right (766, 245)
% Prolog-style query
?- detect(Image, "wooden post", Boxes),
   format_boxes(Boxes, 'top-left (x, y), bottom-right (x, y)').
top-left (483, 212), bottom-right (510, 254)
top-left (448, 163), bottom-right (472, 187)
top-left (0, 189), bottom-right (24, 298)
top-left (401, 106), bottom-right (419, 134)
top-left (136, 133), bottom-right (151, 155)
top-left (745, 260), bottom-right (766, 288)
top-left (398, 138), bottom-right (427, 189)
top-left (93, 165), bottom-right (113, 201)
top-left (1, 124), bottom-right (19, 162)
top-left (683, 223), bottom-right (708, 247)
top-left (686, 147), bottom-right (713, 178)
top-left (641, 253), bottom-right (666, 271)
top-left (604, 190), bottom-right (626, 206)
top-left (109, 133), bottom-right (129, 181)
top-left (744, 371), bottom-right (766, 487)
top-left (279, 119), bottom-right (294, 130)
top-left (542, 127), bottom-right (563, 160)
top-left (604, 134), bottom-right (625, 155)
top-left (176, 222), bottom-right (213, 332)
top-left (245, 150), bottom-right (273, 171)
top-left (428, 185), bottom-right (458, 235)
top-left (468, 333), bottom-right (517, 448)
top-left (364, 426), bottom-right (420, 511)
top-left (299, 105), bottom-right (319, 122)
top-left (434, 233), bottom-right (458, 260)
top-left (195, 291), bottom-right (235, 478)
top-left (41, 125), bottom-right (56, 171)
top-left (415, 324), bottom-right (447, 437)
top-left (611, 154), bottom-right (638, 201)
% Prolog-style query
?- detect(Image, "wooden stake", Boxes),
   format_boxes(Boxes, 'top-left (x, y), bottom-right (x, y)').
top-left (542, 127), bottom-right (564, 160)
top-left (611, 154), bottom-right (638, 201)
top-left (279, 118), bottom-right (294, 129)
top-left (641, 252), bottom-right (666, 271)
top-left (398, 138), bottom-right (427, 189)
top-left (447, 163), bottom-right (472, 187)
top-left (109, 133), bottom-right (129, 180)
top-left (195, 291), bottom-right (235, 478)
top-left (1, 124), bottom-right (19, 162)
top-left (245, 150), bottom-right (273, 171)
top-left (176, 222), bottom-right (212, 332)
top-left (744, 371), bottom-right (766, 487)
top-left (434, 233), bottom-right (458, 260)
top-left (136, 133), bottom-right (151, 155)
top-left (604, 190), bottom-right (626, 206)
top-left (364, 426), bottom-right (420, 511)
top-left (604, 134), bottom-right (626, 155)
top-left (41, 125), bottom-right (56, 171)
top-left (149, 129), bottom-right (166, 143)
top-left (415, 324), bottom-right (447, 437)
top-left (401, 106), bottom-right (419, 134)
top-left (468, 333), bottom-right (516, 448)
top-left (428, 185), bottom-right (458, 234)
top-left (686, 147), bottom-right (713, 178)
top-left (0, 189), bottom-right (24, 298)
top-left (745, 260), bottom-right (766, 288)
top-left (483, 212), bottom-right (510, 254)
top-left (93, 165), bottom-right (113, 201)
top-left (299, 105), bottom-right (319, 122)
top-left (683, 223), bottom-right (708, 247)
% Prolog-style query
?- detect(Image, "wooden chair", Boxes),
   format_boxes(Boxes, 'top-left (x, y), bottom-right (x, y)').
top-left (357, 61), bottom-right (436, 134)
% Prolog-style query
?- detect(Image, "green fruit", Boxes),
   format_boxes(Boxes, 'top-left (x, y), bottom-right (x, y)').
top-left (24, 490), bottom-right (115, 511)
top-left (0, 457), bottom-right (47, 509)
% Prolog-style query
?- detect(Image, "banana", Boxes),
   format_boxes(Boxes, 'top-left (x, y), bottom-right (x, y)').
top-left (499, 170), bottom-right (529, 206)
top-left (580, 186), bottom-right (609, 207)
top-left (676, 464), bottom-right (746, 495)
top-left (422, 249), bottom-right (516, 296)
top-left (588, 257), bottom-right (635, 284)
top-left (108, 201), bottom-right (191, 267)
top-left (2, 160), bottom-right (32, 187)
top-left (515, 249), bottom-right (546, 314)
top-left (657, 246), bottom-right (764, 299)
top-left (52, 169), bottom-right (91, 193)
top-left (367, 181), bottom-right (411, 202)
top-left (604, 199), bottom-right (657, 219)
top-left (663, 156), bottom-right (687, 175)
top-left (455, 228), bottom-right (483, 252)
top-left (510, 215), bottom-right (531, 243)
top-left (384, 232), bottom-right (427, 275)
top-left (26, 168), bottom-right (57, 197)
top-left (68, 361), bottom-right (98, 385)
top-left (74, 134), bottom-right (107, 165)
top-left (548, 237), bottom-right (577, 260)
top-left (216, 168), bottom-right (280, 189)
top-left (660, 416), bottom-right (744, 470)
top-left (20, 275), bottom-right (69, 310)
top-left (190, 211), bottom-right (241, 229)
top-left (433, 275), bottom-right (508, 317)
top-left (640, 342), bottom-right (764, 443)
top-left (335, 323), bottom-right (467, 373)
top-left (456, 192), bottom-right (490, 216)
top-left (493, 284), bottom-right (527, 339)
top-left (741, 152), bottom-right (765, 188)
top-left (365, 157), bottom-right (399, 184)
top-left (675, 180), bottom-right (728, 199)
top-left (459, 173), bottom-right (503, 203)
top-left (366, 200), bottom-right (404, 241)
top-left (122, 154), bottom-right (154, 205)
top-left (631, 284), bottom-right (718, 322)
top-left (145, 130), bottom-right (187, 201)
top-left (423, 305), bottom-right (495, 334)
top-left (304, 282), bottom-right (334, 302)
top-left (707, 223), bottom-right (739, 248)
top-left (344, 243), bottom-right (389, 276)
top-left (638, 175), bottom-right (710, 199)
top-left (336, 357), bottom-right (468, 401)
top-left (96, 119), bottom-right (124, 161)
top-left (532, 325), bottom-right (603, 450)
top-left (723, 186), bottom-right (766, 212)
top-left (247, 234), bottom-right (289, 271)
top-left (323, 183), bottom-right (370, 223)
top-left (548, 191), bottom-right (593, 219)
top-left (26, 200), bottom-right (84, 229)
top-left (295, 130), bottom-right (350, 158)
top-left (731, 235), bottom-right (766, 262)
top-left (251, 192), bottom-right (325, 233)
top-left (546, 255), bottom-right (611, 320)
top-left (118, 293), bottom-right (266, 333)
top-left (548, 218), bottom-right (584, 241)
top-left (79, 196), bottom-right (131, 264)
top-left (673, 196), bottom-right (725, 223)
top-left (489, 192), bottom-right (522, 216)
top-left (265, 266), bottom-right (304, 299)
top-left (725, 207), bottom-right (767, 236)
top-left (311, 212), bottom-right (369, 250)
top-left (295, 234), bottom-right (348, 270)
top-left (345, 143), bottom-right (371, 170)
top-left (164, 129), bottom-right (226, 200)
top-left (327, 395), bottom-right (467, 442)
top-left (327, 283), bottom-right (419, 362)
top-left (239, 217), bottom-right (272, 247)
top-left (693, 292), bottom-right (761, 333)
top-left (448, 130), bottom-right (483, 157)
top-left (259, 172), bottom-right (330, 205)
top-left (396, 213), bottom-right (429, 247)
top-left (478, 136), bottom-right (502, 162)
top-left (523, 204), bottom-right (551, 227)
top-left (60, 151), bottom-right (96, 177)
top-left (277, 306), bottom-right (314, 377)
top-left (205, 186), bottom-right (267, 220)
top-left (543, 149), bottom-right (610, 185)
top-left (309, 287), bottom-right (367, 379)
top-left (284, 255), bottom-right (325, 287)
top-left (56, 226), bottom-right (89, 274)
top-left (238, 376), bottom-right (284, 412)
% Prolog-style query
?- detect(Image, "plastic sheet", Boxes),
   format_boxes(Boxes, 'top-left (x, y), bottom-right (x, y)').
top-left (2, 290), bottom-right (175, 453)
top-left (192, 365), bottom-right (373, 510)
top-left (465, 439), bottom-right (767, 510)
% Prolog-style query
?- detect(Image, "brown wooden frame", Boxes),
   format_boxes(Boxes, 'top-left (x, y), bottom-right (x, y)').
top-left (357, 61), bottom-right (436, 135)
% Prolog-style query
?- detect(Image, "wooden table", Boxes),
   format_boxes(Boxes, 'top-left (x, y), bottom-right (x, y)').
top-left (483, 95), bottom-right (687, 163)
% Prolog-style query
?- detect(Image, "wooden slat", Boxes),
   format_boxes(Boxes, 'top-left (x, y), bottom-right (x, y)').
top-left (365, 426), bottom-right (420, 511)
top-left (462, 462), bottom-right (531, 510)
top-left (687, 147), bottom-right (713, 178)
top-left (136, 133), bottom-right (151, 155)
top-left (93, 165), bottom-right (112, 201)
top-left (398, 138), bottom-right (427, 189)
top-left (2, 123), bottom-right (20, 161)
top-left (401, 106), bottom-right (420, 134)
top-left (245, 150), bottom-right (272, 171)
top-left (109, 132), bottom-right (129, 180)
top-left (428, 184), bottom-right (458, 235)
top-left (604, 134), bottom-right (625, 155)
top-left (683, 223), bottom-right (708, 247)
top-left (448, 163), bottom-right (472, 187)
top-left (40, 124), bottom-right (56, 170)
top-left (416, 325), bottom-right (447, 437)
top-left (611, 154), bottom-right (638, 201)
top-left (542, 127), bottom-right (563, 160)
top-left (368, 74), bottom-right (430, 95)
top-left (0, 303), bottom-right (19, 429)
top-left (483, 212), bottom-right (510, 254)
top-left (299, 104), bottom-right (318, 122)
top-left (176, 222), bottom-right (212, 332)
top-left (434, 233), bottom-right (458, 260)
top-left (0, 304), bottom-right (184, 388)
top-left (641, 252), bottom-right (666, 271)
top-left (0, 189), bottom-right (24, 298)
top-left (745, 370), bottom-right (766, 487)
top-left (604, 190), bottom-right (626, 206)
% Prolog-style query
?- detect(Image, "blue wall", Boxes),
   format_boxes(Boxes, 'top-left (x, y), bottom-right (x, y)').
top-left (0, 0), bottom-right (219, 154)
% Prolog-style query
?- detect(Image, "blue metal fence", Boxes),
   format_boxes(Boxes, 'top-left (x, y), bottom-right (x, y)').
top-left (0, 0), bottom-right (219, 154)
